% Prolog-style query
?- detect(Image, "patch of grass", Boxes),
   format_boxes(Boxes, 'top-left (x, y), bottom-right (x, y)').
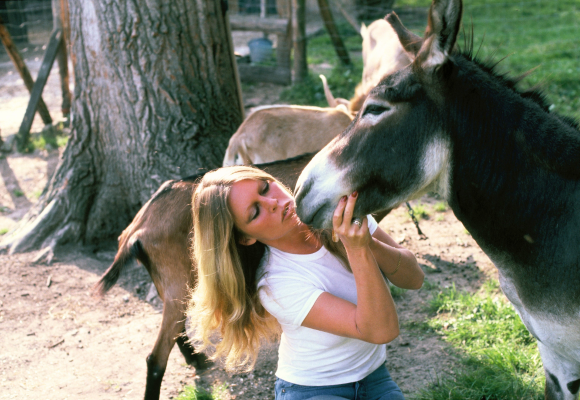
top-left (12, 189), bottom-right (24, 198)
top-left (420, 279), bottom-right (440, 291)
top-left (280, 62), bottom-right (363, 107)
top-left (0, 228), bottom-right (8, 235)
top-left (434, 214), bottom-right (444, 222)
top-left (389, 284), bottom-right (407, 299)
top-left (386, 1), bottom-right (580, 123)
top-left (56, 135), bottom-right (69, 148)
top-left (177, 383), bottom-right (229, 400)
top-left (281, 26), bottom-right (363, 107)
top-left (415, 281), bottom-right (544, 399)
top-left (32, 190), bottom-right (43, 200)
top-left (433, 202), bottom-right (447, 212)
top-left (0, 205), bottom-right (9, 213)
top-left (21, 123), bottom-right (70, 153)
top-left (403, 319), bottom-right (434, 334)
top-left (411, 202), bottom-right (430, 220)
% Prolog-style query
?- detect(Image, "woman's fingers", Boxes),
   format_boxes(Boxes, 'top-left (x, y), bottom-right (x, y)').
top-left (332, 196), bottom-right (347, 229)
top-left (343, 191), bottom-right (358, 226)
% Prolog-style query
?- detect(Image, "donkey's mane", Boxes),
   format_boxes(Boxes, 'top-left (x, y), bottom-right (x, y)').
top-left (458, 45), bottom-right (580, 130)
top-left (454, 45), bottom-right (580, 179)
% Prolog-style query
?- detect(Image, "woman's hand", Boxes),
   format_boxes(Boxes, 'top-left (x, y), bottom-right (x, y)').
top-left (332, 192), bottom-right (371, 250)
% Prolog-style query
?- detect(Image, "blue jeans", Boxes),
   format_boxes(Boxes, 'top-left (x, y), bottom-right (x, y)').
top-left (274, 364), bottom-right (405, 400)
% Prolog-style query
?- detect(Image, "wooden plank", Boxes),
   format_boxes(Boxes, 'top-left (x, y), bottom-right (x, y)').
top-left (17, 29), bottom-right (63, 151)
top-left (238, 64), bottom-right (291, 85)
top-left (0, 15), bottom-right (52, 125)
top-left (317, 0), bottom-right (351, 66)
top-left (229, 15), bottom-right (289, 34)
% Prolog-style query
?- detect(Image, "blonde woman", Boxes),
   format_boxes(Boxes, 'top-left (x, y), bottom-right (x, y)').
top-left (187, 166), bottom-right (424, 400)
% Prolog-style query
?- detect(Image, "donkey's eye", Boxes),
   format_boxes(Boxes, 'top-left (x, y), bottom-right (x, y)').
top-left (363, 104), bottom-right (390, 116)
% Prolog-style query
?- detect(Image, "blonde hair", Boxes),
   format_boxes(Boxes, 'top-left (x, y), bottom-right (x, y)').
top-left (187, 166), bottom-right (280, 371)
top-left (187, 166), bottom-right (351, 371)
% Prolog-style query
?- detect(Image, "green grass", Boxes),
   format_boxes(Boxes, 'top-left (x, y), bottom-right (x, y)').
top-left (280, 22), bottom-right (363, 107)
top-left (433, 202), bottom-right (447, 212)
top-left (396, 0), bottom-right (580, 122)
top-left (177, 383), bottom-right (229, 400)
top-left (32, 190), bottom-right (43, 200)
top-left (421, 279), bottom-right (440, 291)
top-left (21, 122), bottom-right (70, 153)
top-left (12, 189), bottom-right (24, 198)
top-left (280, 1), bottom-right (580, 123)
top-left (411, 202), bottom-right (430, 220)
top-left (0, 228), bottom-right (8, 235)
top-left (414, 280), bottom-right (544, 400)
top-left (390, 284), bottom-right (408, 299)
top-left (280, 63), bottom-right (363, 108)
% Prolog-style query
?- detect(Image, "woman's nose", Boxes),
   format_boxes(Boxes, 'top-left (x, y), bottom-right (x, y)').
top-left (264, 197), bottom-right (277, 212)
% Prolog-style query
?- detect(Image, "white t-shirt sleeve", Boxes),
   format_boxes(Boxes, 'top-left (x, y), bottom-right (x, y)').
top-left (258, 275), bottom-right (324, 326)
top-left (367, 214), bottom-right (378, 235)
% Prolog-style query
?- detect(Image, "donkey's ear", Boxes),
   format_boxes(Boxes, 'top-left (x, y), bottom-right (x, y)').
top-left (417, 0), bottom-right (462, 70)
top-left (385, 12), bottom-right (423, 57)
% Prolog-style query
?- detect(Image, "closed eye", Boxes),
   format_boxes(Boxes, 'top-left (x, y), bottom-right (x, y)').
top-left (251, 180), bottom-right (271, 221)
top-left (363, 104), bottom-right (390, 117)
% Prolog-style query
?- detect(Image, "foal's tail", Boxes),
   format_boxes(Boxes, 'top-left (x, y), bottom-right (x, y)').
top-left (92, 237), bottom-right (148, 297)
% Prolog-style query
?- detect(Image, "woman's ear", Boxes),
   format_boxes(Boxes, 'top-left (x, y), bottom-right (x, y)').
top-left (239, 235), bottom-right (257, 246)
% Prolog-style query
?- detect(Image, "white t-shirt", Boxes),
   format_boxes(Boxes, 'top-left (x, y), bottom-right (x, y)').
top-left (257, 216), bottom-right (387, 386)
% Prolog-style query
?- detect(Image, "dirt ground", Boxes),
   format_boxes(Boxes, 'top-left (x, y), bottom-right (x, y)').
top-left (1, 22), bottom-right (498, 400)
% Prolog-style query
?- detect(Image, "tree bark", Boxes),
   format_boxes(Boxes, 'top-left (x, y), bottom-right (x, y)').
top-left (2, 0), bottom-right (242, 254)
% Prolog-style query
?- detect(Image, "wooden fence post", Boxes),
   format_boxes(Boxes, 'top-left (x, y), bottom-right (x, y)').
top-left (0, 15), bottom-right (52, 126)
top-left (317, 0), bottom-right (351, 66)
top-left (292, 0), bottom-right (307, 83)
top-left (17, 29), bottom-right (62, 151)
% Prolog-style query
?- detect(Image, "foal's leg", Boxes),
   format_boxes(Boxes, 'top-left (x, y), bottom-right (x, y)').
top-left (144, 295), bottom-right (183, 400)
top-left (539, 342), bottom-right (580, 400)
top-left (176, 327), bottom-right (211, 369)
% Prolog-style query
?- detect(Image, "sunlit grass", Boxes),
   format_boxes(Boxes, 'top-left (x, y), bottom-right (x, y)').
top-left (395, 0), bottom-right (580, 122)
top-left (433, 202), bottom-right (447, 212)
top-left (177, 383), bottom-right (229, 400)
top-left (412, 280), bottom-right (544, 400)
top-left (411, 202), bottom-right (430, 220)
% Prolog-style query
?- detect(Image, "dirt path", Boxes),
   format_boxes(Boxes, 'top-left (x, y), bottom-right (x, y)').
top-left (0, 147), bottom-right (497, 400)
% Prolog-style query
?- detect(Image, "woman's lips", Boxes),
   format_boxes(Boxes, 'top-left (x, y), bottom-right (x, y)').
top-left (282, 203), bottom-right (294, 222)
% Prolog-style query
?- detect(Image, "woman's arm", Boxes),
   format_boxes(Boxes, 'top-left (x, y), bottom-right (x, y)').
top-left (369, 227), bottom-right (424, 290)
top-left (301, 193), bottom-right (399, 344)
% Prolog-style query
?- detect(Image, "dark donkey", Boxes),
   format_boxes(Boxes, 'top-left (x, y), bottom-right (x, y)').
top-left (93, 153), bottom-right (390, 400)
top-left (295, 0), bottom-right (580, 398)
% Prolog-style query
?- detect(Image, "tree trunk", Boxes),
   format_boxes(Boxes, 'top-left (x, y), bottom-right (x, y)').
top-left (2, 0), bottom-right (242, 254)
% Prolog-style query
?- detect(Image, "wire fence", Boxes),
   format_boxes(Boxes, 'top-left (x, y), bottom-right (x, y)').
top-left (0, 0), bottom-right (53, 50)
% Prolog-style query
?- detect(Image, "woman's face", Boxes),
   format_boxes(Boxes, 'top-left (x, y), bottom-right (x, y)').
top-left (228, 179), bottom-right (301, 247)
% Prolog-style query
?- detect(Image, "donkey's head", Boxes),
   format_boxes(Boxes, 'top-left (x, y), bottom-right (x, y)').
top-left (295, 0), bottom-right (462, 228)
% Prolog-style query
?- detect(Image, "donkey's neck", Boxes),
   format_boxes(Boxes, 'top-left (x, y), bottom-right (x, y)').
top-left (445, 55), bottom-right (580, 265)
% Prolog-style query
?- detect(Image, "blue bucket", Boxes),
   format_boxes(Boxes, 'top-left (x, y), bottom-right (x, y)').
top-left (248, 37), bottom-right (273, 64)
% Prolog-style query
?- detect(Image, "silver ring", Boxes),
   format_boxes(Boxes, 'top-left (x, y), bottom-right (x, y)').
top-left (353, 218), bottom-right (362, 227)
